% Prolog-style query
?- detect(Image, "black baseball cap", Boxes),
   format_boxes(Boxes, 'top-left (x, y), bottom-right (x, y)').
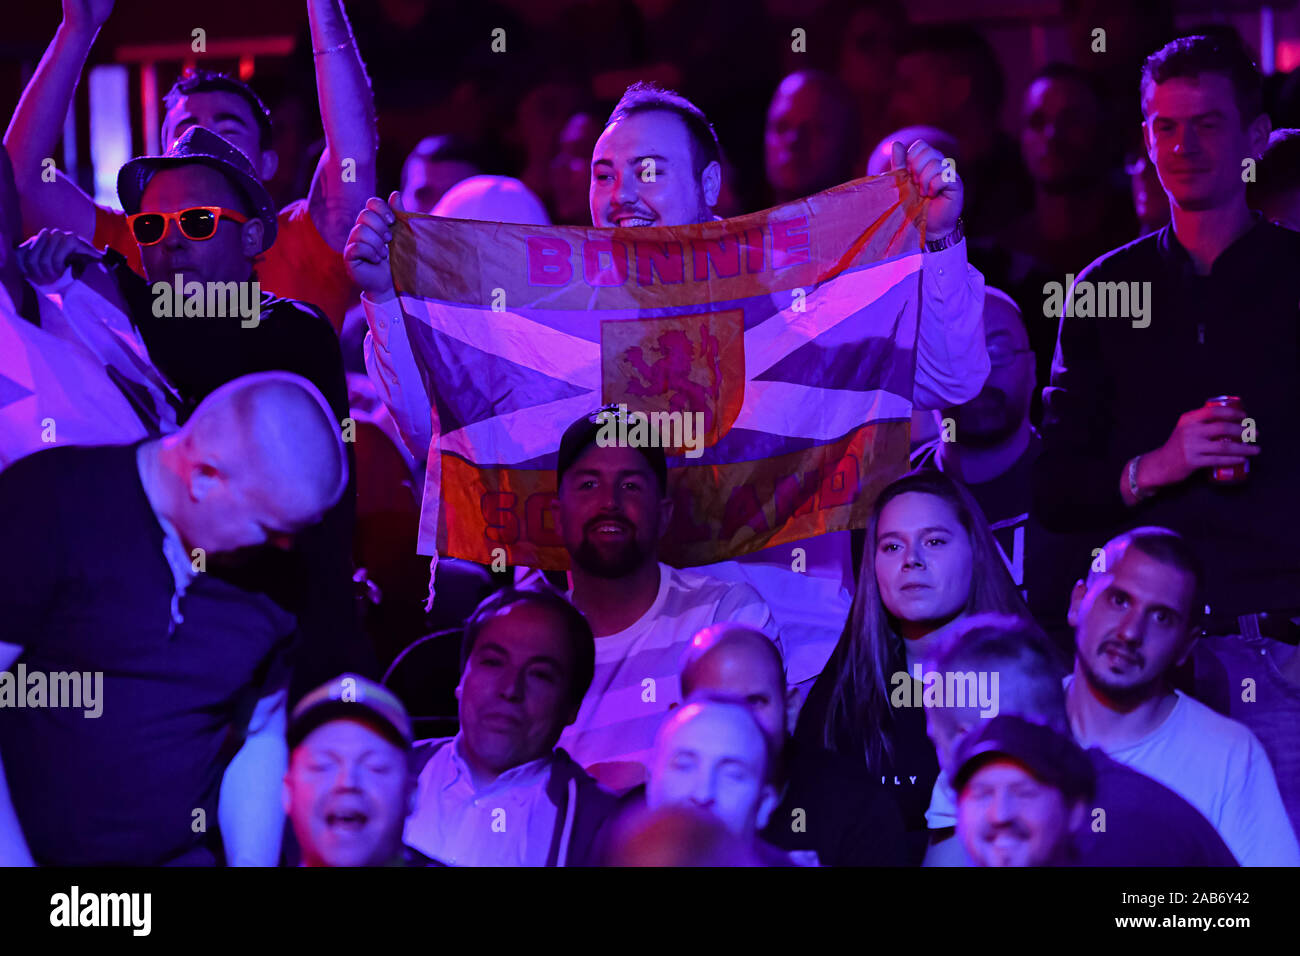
top-left (117, 126), bottom-right (278, 249)
top-left (287, 673), bottom-right (413, 752)
top-left (556, 404), bottom-right (668, 493)
top-left (953, 715), bottom-right (1095, 802)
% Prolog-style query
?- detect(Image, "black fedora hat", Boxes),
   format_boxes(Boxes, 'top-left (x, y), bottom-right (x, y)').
top-left (117, 126), bottom-right (277, 249)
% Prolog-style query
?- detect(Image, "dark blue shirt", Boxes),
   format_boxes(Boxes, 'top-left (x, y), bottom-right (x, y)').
top-left (1079, 750), bottom-right (1238, 866)
top-left (0, 443), bottom-right (296, 865)
top-left (1034, 219), bottom-right (1300, 617)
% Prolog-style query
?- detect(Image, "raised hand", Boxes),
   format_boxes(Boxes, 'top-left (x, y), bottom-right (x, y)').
top-left (891, 139), bottom-right (963, 240)
top-left (344, 191), bottom-right (404, 300)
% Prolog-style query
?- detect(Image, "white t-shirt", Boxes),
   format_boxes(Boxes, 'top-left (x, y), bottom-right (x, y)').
top-left (1066, 677), bottom-right (1299, 867)
top-left (557, 562), bottom-right (776, 781)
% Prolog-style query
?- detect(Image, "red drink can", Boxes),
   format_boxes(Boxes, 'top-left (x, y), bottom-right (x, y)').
top-left (1205, 395), bottom-right (1248, 484)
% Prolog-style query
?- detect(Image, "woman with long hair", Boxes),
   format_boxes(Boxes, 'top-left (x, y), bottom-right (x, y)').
top-left (793, 469), bottom-right (1038, 853)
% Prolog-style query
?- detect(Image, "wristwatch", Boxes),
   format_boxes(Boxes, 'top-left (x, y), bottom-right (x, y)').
top-left (1127, 455), bottom-right (1155, 502)
top-left (925, 218), bottom-right (964, 252)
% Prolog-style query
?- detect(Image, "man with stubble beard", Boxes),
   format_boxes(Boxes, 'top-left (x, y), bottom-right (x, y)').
top-left (1064, 527), bottom-right (1298, 866)
top-left (549, 406), bottom-right (778, 791)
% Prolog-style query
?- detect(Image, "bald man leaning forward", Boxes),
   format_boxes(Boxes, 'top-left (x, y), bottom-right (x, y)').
top-left (0, 373), bottom-right (348, 866)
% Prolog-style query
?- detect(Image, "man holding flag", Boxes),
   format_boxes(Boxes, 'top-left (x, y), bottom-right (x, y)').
top-left (345, 83), bottom-right (989, 720)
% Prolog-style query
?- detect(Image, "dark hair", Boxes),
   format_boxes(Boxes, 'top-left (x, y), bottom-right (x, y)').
top-left (402, 135), bottom-right (481, 187)
top-left (460, 587), bottom-right (596, 710)
top-left (822, 470), bottom-right (1035, 766)
top-left (1029, 62), bottom-right (1109, 110)
top-left (0, 144), bottom-right (20, 245)
top-left (901, 25), bottom-right (1005, 116)
top-left (164, 68), bottom-right (274, 151)
top-left (1249, 128), bottom-right (1300, 206)
top-left (933, 613), bottom-right (1069, 733)
top-left (1141, 34), bottom-right (1264, 127)
top-left (1093, 526), bottom-right (1206, 622)
top-left (605, 82), bottom-right (721, 180)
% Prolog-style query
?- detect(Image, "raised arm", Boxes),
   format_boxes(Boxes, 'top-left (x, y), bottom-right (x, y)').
top-left (890, 140), bottom-right (989, 409)
top-left (2, 0), bottom-right (115, 241)
top-left (303, 0), bottom-right (377, 252)
top-left (347, 192), bottom-right (436, 461)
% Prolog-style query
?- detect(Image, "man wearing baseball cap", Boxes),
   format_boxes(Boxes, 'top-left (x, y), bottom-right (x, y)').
top-left (111, 126), bottom-right (371, 700)
top-left (549, 405), bottom-right (778, 791)
top-left (284, 673), bottom-right (441, 866)
top-left (922, 614), bottom-right (1238, 867)
top-left (953, 714), bottom-right (1094, 867)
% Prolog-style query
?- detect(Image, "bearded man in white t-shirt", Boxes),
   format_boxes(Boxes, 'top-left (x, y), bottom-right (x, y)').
top-left (551, 407), bottom-right (777, 791)
top-left (1064, 526), bottom-right (1299, 866)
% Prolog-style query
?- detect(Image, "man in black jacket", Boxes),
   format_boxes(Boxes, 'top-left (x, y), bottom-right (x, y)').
top-left (922, 614), bottom-right (1239, 866)
top-left (1032, 34), bottom-right (1300, 636)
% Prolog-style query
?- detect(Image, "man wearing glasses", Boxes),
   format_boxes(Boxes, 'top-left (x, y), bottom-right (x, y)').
top-left (114, 128), bottom-right (348, 433)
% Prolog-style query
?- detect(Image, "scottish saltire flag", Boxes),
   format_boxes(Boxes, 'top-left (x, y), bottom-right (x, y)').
top-left (390, 171), bottom-right (931, 569)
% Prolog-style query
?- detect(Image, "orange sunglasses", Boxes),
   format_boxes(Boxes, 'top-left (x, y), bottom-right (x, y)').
top-left (126, 206), bottom-right (249, 245)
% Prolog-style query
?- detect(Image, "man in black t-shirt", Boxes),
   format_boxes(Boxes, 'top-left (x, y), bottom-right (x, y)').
top-left (0, 373), bottom-right (349, 865)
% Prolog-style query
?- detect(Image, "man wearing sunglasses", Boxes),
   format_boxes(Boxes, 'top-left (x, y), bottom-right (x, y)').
top-left (3, 0), bottom-right (374, 333)
top-left (116, 127), bottom-right (346, 421)
top-left (111, 125), bottom-right (374, 704)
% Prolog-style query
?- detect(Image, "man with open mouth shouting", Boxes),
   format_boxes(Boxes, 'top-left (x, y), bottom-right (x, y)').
top-left (284, 673), bottom-right (439, 867)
